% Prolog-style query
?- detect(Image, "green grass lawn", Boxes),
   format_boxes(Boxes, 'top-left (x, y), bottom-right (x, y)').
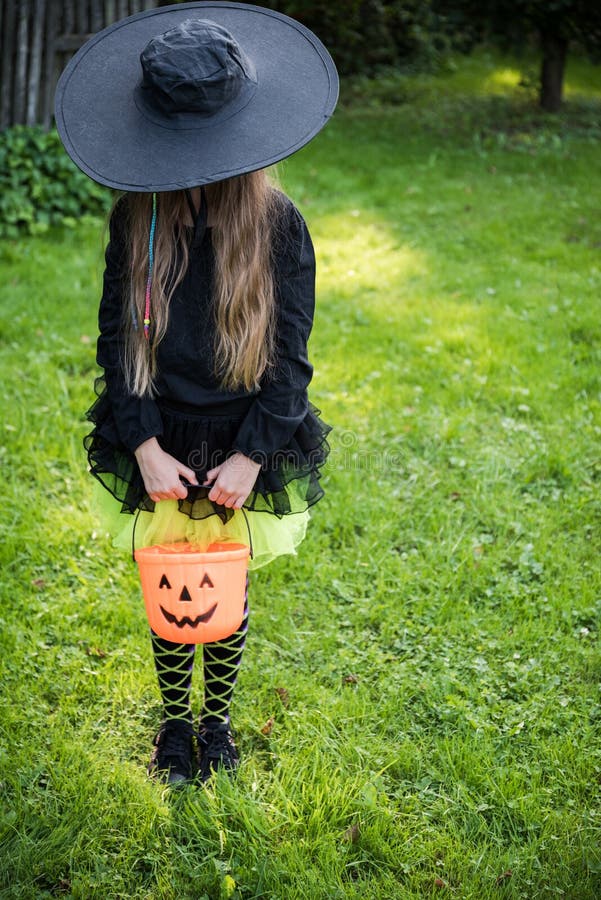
top-left (1, 51), bottom-right (600, 899)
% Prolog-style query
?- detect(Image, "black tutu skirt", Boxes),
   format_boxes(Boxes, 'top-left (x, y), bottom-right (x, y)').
top-left (83, 377), bottom-right (332, 569)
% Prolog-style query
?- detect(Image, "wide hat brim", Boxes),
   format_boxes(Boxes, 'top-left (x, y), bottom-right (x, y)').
top-left (54, 1), bottom-right (339, 192)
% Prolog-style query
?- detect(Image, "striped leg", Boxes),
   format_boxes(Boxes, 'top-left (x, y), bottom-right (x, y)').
top-left (150, 632), bottom-right (196, 724)
top-left (200, 571), bottom-right (250, 726)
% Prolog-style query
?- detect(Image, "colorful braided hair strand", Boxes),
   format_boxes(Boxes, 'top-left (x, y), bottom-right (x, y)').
top-left (144, 192), bottom-right (158, 341)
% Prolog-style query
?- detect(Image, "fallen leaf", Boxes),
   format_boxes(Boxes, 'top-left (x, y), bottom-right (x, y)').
top-left (260, 717), bottom-right (275, 735)
top-left (342, 823), bottom-right (360, 843)
top-left (275, 687), bottom-right (289, 707)
top-left (222, 874), bottom-right (236, 898)
top-left (495, 870), bottom-right (512, 885)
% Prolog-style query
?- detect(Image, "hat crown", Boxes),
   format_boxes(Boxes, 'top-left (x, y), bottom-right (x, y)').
top-left (140, 18), bottom-right (256, 117)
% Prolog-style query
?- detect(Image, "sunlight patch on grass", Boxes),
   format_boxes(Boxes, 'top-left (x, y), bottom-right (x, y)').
top-left (316, 213), bottom-right (429, 303)
top-left (408, 51), bottom-right (601, 105)
top-left (483, 66), bottom-right (523, 94)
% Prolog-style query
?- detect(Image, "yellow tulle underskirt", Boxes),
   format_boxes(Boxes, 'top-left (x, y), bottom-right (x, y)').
top-left (90, 479), bottom-right (310, 571)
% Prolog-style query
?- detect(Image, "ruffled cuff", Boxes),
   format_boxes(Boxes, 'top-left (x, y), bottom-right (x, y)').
top-left (104, 377), bottom-right (164, 454)
top-left (231, 392), bottom-right (309, 464)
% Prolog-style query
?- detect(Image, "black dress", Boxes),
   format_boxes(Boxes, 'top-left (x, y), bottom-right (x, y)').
top-left (84, 191), bottom-right (332, 559)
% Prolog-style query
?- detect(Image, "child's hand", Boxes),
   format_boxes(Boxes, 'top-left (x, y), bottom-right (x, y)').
top-left (204, 452), bottom-right (262, 509)
top-left (134, 437), bottom-right (199, 502)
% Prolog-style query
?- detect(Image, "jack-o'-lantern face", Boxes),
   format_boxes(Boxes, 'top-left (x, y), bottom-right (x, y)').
top-left (135, 542), bottom-right (250, 644)
top-left (158, 571), bottom-right (217, 629)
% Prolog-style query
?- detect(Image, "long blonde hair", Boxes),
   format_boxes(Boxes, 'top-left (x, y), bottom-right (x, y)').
top-left (115, 170), bottom-right (285, 397)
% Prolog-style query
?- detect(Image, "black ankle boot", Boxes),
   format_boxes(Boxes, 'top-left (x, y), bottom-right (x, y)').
top-left (148, 719), bottom-right (195, 784)
top-left (197, 721), bottom-right (239, 783)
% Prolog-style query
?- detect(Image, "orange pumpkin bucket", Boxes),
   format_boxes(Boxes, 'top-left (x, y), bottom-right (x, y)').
top-left (134, 540), bottom-right (251, 643)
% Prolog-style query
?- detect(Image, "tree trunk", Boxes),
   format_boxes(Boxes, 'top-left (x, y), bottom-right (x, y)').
top-left (540, 30), bottom-right (568, 112)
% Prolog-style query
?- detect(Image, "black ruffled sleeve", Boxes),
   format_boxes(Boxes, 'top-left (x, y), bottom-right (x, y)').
top-left (231, 200), bottom-right (316, 463)
top-left (96, 201), bottom-right (164, 454)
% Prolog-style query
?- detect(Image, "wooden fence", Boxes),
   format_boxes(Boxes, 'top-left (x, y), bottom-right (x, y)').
top-left (0, 0), bottom-right (162, 130)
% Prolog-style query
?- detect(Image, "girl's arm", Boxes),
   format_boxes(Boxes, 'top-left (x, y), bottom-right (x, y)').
top-left (230, 201), bottom-right (316, 463)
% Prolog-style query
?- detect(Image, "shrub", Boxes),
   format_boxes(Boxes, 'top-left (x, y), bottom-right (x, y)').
top-left (0, 125), bottom-right (111, 239)
top-left (267, 0), bottom-right (452, 75)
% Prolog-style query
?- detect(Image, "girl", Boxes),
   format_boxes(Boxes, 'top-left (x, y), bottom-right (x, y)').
top-left (54, 4), bottom-right (338, 784)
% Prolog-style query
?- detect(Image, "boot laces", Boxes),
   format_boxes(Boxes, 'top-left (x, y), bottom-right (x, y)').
top-left (155, 721), bottom-right (192, 768)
